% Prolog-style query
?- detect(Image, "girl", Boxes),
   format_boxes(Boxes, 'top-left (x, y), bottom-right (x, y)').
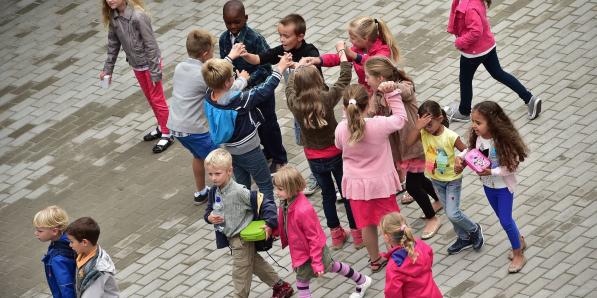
top-left (286, 50), bottom-right (360, 249)
top-left (274, 166), bottom-right (372, 298)
top-left (365, 57), bottom-right (443, 239)
top-left (456, 101), bottom-right (528, 273)
top-left (446, 0), bottom-right (542, 121)
top-left (380, 212), bottom-right (442, 298)
top-left (335, 82), bottom-right (406, 272)
top-left (100, 0), bottom-right (173, 153)
top-left (406, 100), bottom-right (484, 255)
top-left (301, 16), bottom-right (399, 94)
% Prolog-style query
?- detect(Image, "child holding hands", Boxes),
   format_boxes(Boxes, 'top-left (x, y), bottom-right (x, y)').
top-left (274, 166), bottom-right (371, 298)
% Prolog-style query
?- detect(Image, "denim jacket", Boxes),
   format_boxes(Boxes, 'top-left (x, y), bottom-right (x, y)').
top-left (103, 5), bottom-right (162, 82)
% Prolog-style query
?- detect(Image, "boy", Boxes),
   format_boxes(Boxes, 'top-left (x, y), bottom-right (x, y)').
top-left (65, 217), bottom-right (119, 298)
top-left (166, 29), bottom-right (249, 204)
top-left (201, 51), bottom-right (292, 205)
top-left (220, 0), bottom-right (288, 173)
top-left (33, 206), bottom-right (76, 298)
top-left (203, 149), bottom-right (293, 298)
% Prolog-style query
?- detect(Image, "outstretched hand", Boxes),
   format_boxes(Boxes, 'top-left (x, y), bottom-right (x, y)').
top-left (236, 69), bottom-right (250, 81)
top-left (378, 81), bottom-right (397, 93)
top-left (228, 43), bottom-right (246, 60)
top-left (298, 57), bottom-right (321, 67)
top-left (276, 52), bottom-right (294, 73)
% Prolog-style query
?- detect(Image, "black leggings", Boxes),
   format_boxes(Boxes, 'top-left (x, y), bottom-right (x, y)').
top-left (406, 172), bottom-right (439, 219)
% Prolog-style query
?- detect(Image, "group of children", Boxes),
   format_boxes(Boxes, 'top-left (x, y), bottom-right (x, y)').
top-left (33, 0), bottom-right (537, 297)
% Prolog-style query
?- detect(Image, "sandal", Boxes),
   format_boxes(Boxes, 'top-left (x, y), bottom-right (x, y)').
top-left (143, 127), bottom-right (162, 141)
top-left (508, 255), bottom-right (527, 273)
top-left (369, 256), bottom-right (388, 273)
top-left (152, 136), bottom-right (174, 153)
top-left (400, 193), bottom-right (414, 204)
top-left (508, 236), bottom-right (527, 260)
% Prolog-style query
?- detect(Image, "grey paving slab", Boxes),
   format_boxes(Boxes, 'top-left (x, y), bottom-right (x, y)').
top-left (1, 0), bottom-right (596, 297)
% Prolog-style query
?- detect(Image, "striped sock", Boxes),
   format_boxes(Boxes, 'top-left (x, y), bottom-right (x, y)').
top-left (296, 279), bottom-right (311, 298)
top-left (331, 261), bottom-right (365, 286)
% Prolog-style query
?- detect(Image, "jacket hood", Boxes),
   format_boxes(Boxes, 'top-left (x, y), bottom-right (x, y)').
top-left (95, 246), bottom-right (116, 274)
top-left (385, 240), bottom-right (431, 278)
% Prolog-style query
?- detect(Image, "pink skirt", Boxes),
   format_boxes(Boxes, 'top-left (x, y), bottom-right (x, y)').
top-left (349, 194), bottom-right (400, 229)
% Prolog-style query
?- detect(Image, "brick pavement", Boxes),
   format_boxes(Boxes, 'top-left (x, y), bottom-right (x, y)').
top-left (1, 0), bottom-right (596, 297)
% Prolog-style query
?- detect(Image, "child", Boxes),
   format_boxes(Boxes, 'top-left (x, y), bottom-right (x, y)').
top-left (446, 0), bottom-right (542, 121)
top-left (364, 57), bottom-right (443, 239)
top-left (456, 101), bottom-right (528, 273)
top-left (273, 166), bottom-right (372, 298)
top-left (286, 51), bottom-right (360, 249)
top-left (33, 206), bottom-right (76, 298)
top-left (301, 16), bottom-right (399, 94)
top-left (380, 212), bottom-right (442, 298)
top-left (201, 53), bottom-right (292, 205)
top-left (203, 149), bottom-right (293, 298)
top-left (65, 217), bottom-right (119, 297)
top-left (406, 100), bottom-right (484, 255)
top-left (335, 83), bottom-right (406, 272)
top-left (219, 0), bottom-right (288, 173)
top-left (166, 29), bottom-right (248, 205)
top-left (100, 0), bottom-right (174, 153)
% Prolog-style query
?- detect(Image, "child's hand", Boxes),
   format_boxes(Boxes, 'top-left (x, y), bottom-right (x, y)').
top-left (298, 57), bottom-right (321, 66)
top-left (99, 71), bottom-right (112, 83)
top-left (236, 69), bottom-right (250, 81)
top-left (477, 168), bottom-right (492, 176)
top-left (262, 224), bottom-right (272, 239)
top-left (228, 43), bottom-right (246, 60)
top-left (208, 213), bottom-right (224, 224)
top-left (335, 40), bottom-right (345, 52)
top-left (415, 113), bottom-right (433, 130)
top-left (454, 156), bottom-right (464, 173)
top-left (315, 271), bottom-right (324, 277)
top-left (276, 52), bottom-right (293, 73)
top-left (378, 81), bottom-right (397, 93)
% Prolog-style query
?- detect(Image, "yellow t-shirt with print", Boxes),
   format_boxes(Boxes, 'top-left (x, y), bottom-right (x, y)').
top-left (420, 127), bottom-right (463, 181)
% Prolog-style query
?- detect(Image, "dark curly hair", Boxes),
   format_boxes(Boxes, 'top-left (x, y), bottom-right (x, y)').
top-left (468, 101), bottom-right (528, 172)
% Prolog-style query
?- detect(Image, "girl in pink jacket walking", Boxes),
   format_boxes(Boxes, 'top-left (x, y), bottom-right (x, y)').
top-left (335, 82), bottom-right (406, 272)
top-left (274, 166), bottom-right (372, 298)
top-left (380, 212), bottom-right (442, 298)
top-left (446, 0), bottom-right (542, 121)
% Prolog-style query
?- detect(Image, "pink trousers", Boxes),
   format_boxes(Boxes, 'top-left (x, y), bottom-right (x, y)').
top-left (133, 69), bottom-right (170, 134)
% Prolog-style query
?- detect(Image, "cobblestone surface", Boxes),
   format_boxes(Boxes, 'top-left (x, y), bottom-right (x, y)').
top-left (1, 0), bottom-right (596, 297)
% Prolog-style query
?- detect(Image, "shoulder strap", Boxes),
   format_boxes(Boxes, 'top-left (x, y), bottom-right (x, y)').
top-left (208, 186), bottom-right (217, 204)
top-left (250, 191), bottom-right (264, 218)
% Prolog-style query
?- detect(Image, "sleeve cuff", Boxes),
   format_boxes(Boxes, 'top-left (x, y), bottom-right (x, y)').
top-left (355, 53), bottom-right (363, 64)
top-left (271, 70), bottom-right (282, 80)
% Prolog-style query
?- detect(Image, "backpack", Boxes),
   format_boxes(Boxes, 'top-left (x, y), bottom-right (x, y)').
top-left (204, 98), bottom-right (239, 146)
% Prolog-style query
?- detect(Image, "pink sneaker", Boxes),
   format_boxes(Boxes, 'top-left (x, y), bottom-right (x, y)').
top-left (351, 229), bottom-right (364, 249)
top-left (330, 227), bottom-right (349, 250)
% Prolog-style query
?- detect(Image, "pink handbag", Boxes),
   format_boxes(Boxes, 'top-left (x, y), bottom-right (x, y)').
top-left (464, 148), bottom-right (491, 173)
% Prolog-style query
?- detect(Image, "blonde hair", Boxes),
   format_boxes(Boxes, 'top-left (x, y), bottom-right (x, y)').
top-left (342, 84), bottom-right (369, 144)
top-left (292, 66), bottom-right (328, 129)
top-left (380, 212), bottom-right (418, 263)
top-left (101, 0), bottom-right (146, 27)
top-left (33, 206), bottom-right (69, 230)
top-left (349, 16), bottom-right (399, 62)
top-left (365, 56), bottom-right (413, 115)
top-left (202, 59), bottom-right (234, 90)
top-left (272, 166), bottom-right (306, 197)
top-left (205, 148), bottom-right (232, 169)
top-left (186, 29), bottom-right (215, 58)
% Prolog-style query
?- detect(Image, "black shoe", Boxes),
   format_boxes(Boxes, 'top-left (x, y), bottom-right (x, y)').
top-left (447, 237), bottom-right (473, 255)
top-left (470, 223), bottom-right (485, 250)
top-left (269, 162), bottom-right (285, 175)
top-left (144, 127), bottom-right (162, 141)
top-left (193, 192), bottom-right (208, 205)
top-left (152, 136), bottom-right (174, 153)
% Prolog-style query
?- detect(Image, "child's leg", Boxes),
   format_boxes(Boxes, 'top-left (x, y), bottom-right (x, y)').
top-left (257, 100), bottom-right (287, 166)
top-left (458, 55), bottom-right (483, 116)
top-left (295, 278), bottom-right (311, 298)
top-left (231, 156), bottom-right (252, 190)
top-left (481, 48), bottom-right (533, 103)
top-left (229, 236), bottom-right (255, 298)
top-left (330, 261), bottom-right (366, 286)
top-left (407, 172), bottom-right (436, 219)
top-left (252, 248), bottom-right (281, 287)
top-left (133, 70), bottom-right (170, 135)
top-left (484, 186), bottom-right (521, 249)
top-left (307, 159), bottom-right (341, 229)
top-left (362, 224), bottom-right (380, 261)
top-left (192, 157), bottom-right (206, 192)
top-left (331, 159), bottom-right (357, 229)
top-left (242, 147), bottom-right (274, 200)
top-left (443, 179), bottom-right (477, 238)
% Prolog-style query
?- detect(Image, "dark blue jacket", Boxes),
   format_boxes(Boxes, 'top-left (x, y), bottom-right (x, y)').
top-left (43, 233), bottom-right (76, 298)
top-left (219, 26), bottom-right (272, 88)
top-left (205, 69), bottom-right (281, 148)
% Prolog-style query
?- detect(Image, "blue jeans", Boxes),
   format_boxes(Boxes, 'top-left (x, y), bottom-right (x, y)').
top-left (307, 154), bottom-right (356, 229)
top-left (231, 147), bottom-right (274, 201)
top-left (431, 178), bottom-right (477, 240)
top-left (484, 186), bottom-right (521, 249)
top-left (459, 47), bottom-right (532, 115)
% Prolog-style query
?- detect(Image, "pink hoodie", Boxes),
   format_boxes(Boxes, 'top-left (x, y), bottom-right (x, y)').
top-left (447, 0), bottom-right (496, 55)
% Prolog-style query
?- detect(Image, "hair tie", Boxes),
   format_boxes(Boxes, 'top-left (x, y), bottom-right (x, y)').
top-left (348, 99), bottom-right (357, 105)
top-left (374, 18), bottom-right (378, 24)
top-left (400, 225), bottom-right (406, 231)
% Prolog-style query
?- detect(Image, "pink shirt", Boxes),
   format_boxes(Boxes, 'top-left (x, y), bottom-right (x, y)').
top-left (447, 0), bottom-right (496, 55)
top-left (335, 90), bottom-right (406, 200)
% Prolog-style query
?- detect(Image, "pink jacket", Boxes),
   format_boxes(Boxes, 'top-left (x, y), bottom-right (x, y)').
top-left (382, 239), bottom-right (443, 298)
top-left (278, 192), bottom-right (327, 273)
top-left (447, 0), bottom-right (495, 55)
top-left (320, 37), bottom-right (391, 93)
top-left (335, 89), bottom-right (406, 200)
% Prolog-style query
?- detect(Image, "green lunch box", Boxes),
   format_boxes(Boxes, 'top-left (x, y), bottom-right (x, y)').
top-left (240, 220), bottom-right (266, 241)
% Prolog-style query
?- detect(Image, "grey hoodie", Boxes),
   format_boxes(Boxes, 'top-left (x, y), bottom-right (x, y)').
top-left (77, 246), bottom-right (119, 298)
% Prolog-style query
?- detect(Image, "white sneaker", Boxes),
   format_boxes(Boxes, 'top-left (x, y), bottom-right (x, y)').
top-left (349, 275), bottom-right (372, 298)
top-left (527, 95), bottom-right (542, 120)
top-left (303, 174), bottom-right (320, 196)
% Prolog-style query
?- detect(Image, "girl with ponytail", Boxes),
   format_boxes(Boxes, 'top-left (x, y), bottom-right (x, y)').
top-left (334, 82), bottom-right (406, 272)
top-left (380, 212), bottom-right (442, 298)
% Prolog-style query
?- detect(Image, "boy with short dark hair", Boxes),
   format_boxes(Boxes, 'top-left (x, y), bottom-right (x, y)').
top-left (65, 217), bottom-right (119, 298)
top-left (220, 0), bottom-right (288, 173)
top-left (167, 29), bottom-right (249, 204)
top-left (203, 148), bottom-right (293, 298)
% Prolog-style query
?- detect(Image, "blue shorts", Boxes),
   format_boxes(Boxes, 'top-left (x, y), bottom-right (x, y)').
top-left (176, 133), bottom-right (218, 159)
